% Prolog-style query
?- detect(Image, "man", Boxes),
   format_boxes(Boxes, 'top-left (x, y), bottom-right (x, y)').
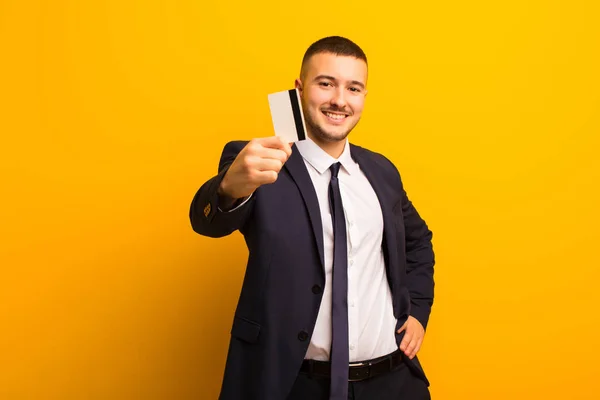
top-left (190, 36), bottom-right (435, 400)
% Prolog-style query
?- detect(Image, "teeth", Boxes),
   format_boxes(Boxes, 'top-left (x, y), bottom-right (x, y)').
top-left (325, 112), bottom-right (346, 120)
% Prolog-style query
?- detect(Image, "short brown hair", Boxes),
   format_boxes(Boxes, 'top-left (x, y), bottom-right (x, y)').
top-left (300, 36), bottom-right (367, 78)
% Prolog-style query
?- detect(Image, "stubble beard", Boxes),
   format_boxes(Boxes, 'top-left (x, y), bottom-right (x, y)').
top-left (304, 111), bottom-right (355, 144)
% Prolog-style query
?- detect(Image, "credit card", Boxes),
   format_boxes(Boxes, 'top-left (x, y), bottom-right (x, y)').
top-left (267, 88), bottom-right (307, 142)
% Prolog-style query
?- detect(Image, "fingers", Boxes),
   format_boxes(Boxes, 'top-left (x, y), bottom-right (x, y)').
top-left (253, 170), bottom-right (279, 186)
top-left (254, 157), bottom-right (284, 173)
top-left (404, 335), bottom-right (422, 359)
top-left (258, 147), bottom-right (290, 165)
top-left (411, 337), bottom-right (423, 359)
top-left (399, 328), bottom-right (413, 354)
top-left (245, 138), bottom-right (292, 176)
top-left (224, 137), bottom-right (293, 198)
top-left (254, 136), bottom-right (293, 158)
top-left (397, 319), bottom-right (424, 360)
top-left (244, 147), bottom-right (287, 173)
top-left (397, 321), bottom-right (407, 334)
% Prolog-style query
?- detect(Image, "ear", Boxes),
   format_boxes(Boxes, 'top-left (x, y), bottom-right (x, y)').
top-left (294, 78), bottom-right (303, 93)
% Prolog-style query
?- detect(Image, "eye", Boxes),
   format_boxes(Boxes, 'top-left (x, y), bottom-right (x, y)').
top-left (319, 81), bottom-right (333, 87)
top-left (349, 87), bottom-right (362, 93)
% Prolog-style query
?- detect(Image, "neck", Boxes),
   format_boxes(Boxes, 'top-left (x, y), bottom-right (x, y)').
top-left (307, 132), bottom-right (346, 159)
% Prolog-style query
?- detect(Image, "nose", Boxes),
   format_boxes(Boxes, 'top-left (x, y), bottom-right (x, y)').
top-left (330, 87), bottom-right (347, 109)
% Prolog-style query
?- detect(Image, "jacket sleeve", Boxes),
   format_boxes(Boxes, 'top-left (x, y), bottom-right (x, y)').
top-left (189, 140), bottom-right (254, 238)
top-left (399, 183), bottom-right (436, 331)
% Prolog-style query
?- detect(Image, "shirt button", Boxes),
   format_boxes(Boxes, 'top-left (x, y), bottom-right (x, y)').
top-left (350, 302), bottom-right (355, 307)
top-left (350, 344), bottom-right (355, 350)
top-left (297, 331), bottom-right (309, 341)
top-left (349, 259), bottom-right (354, 266)
top-left (312, 284), bottom-right (322, 294)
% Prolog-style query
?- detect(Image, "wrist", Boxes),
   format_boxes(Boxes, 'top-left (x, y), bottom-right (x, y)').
top-left (217, 175), bottom-right (229, 197)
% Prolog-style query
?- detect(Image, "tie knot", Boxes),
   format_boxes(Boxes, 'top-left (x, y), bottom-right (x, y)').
top-left (330, 162), bottom-right (341, 178)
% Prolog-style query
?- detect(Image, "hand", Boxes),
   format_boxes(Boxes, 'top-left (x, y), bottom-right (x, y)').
top-left (397, 316), bottom-right (425, 360)
top-left (218, 137), bottom-right (293, 200)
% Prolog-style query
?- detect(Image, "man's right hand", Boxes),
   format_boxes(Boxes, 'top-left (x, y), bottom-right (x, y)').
top-left (218, 137), bottom-right (293, 202)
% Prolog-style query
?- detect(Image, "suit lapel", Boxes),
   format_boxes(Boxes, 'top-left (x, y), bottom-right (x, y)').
top-left (284, 145), bottom-right (325, 273)
top-left (350, 145), bottom-right (399, 278)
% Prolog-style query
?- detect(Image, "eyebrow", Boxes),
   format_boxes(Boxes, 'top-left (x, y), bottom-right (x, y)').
top-left (313, 75), bottom-right (365, 89)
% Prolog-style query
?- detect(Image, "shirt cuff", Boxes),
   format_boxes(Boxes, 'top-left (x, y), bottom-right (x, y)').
top-left (218, 193), bottom-right (253, 213)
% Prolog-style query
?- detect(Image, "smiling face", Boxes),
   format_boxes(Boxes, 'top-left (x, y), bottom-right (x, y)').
top-left (295, 52), bottom-right (368, 150)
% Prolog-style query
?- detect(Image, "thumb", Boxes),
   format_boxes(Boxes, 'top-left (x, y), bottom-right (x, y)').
top-left (397, 321), bottom-right (408, 334)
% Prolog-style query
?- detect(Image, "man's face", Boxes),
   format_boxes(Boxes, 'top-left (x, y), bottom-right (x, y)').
top-left (296, 52), bottom-right (368, 144)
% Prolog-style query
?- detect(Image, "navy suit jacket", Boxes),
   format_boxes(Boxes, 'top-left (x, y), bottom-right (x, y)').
top-left (190, 141), bottom-right (435, 400)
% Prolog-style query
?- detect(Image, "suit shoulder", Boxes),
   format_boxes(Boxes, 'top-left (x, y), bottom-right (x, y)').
top-left (351, 143), bottom-right (401, 176)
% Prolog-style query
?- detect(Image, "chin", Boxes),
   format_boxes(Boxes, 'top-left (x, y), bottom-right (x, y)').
top-left (306, 116), bottom-right (355, 143)
top-left (316, 129), bottom-right (350, 143)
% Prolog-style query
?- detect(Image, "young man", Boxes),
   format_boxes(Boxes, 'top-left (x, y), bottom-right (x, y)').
top-left (190, 36), bottom-right (435, 400)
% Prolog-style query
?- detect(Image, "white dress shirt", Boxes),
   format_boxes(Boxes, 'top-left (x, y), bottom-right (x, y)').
top-left (296, 138), bottom-right (398, 362)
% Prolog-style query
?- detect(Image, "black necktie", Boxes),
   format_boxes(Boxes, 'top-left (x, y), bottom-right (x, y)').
top-left (328, 162), bottom-right (349, 400)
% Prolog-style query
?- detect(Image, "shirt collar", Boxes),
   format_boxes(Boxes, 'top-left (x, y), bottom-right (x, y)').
top-left (295, 136), bottom-right (358, 176)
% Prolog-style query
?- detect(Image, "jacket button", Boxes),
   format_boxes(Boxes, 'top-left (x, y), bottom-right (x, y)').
top-left (312, 284), bottom-right (322, 294)
top-left (297, 330), bottom-right (309, 341)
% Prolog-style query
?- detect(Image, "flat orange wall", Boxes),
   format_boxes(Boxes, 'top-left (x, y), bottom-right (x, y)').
top-left (1, 1), bottom-right (599, 398)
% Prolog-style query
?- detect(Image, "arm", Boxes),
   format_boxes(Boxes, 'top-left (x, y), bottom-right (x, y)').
top-left (189, 141), bottom-right (253, 238)
top-left (395, 181), bottom-right (436, 359)
top-left (400, 185), bottom-right (435, 331)
top-left (189, 137), bottom-right (292, 238)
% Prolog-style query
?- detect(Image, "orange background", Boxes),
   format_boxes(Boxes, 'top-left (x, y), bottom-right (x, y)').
top-left (1, 1), bottom-right (599, 398)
